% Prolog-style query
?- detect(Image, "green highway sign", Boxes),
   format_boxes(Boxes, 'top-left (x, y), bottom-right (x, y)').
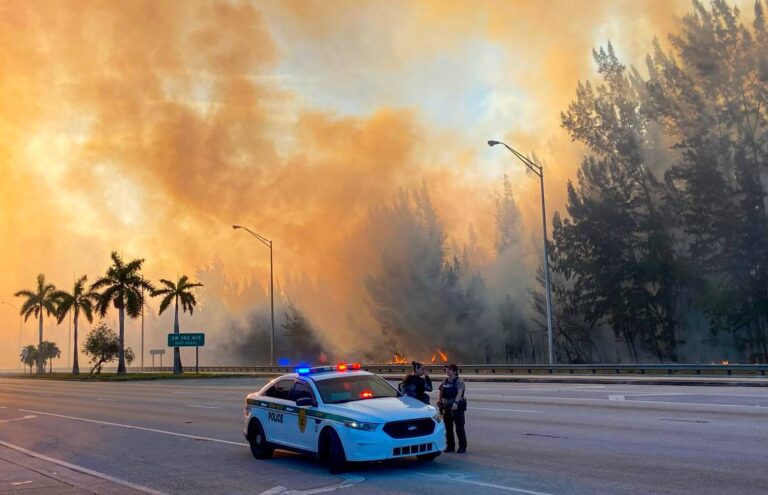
top-left (168, 333), bottom-right (205, 347)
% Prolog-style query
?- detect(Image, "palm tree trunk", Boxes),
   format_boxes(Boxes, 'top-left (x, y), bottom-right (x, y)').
top-left (72, 312), bottom-right (80, 375)
top-left (117, 306), bottom-right (126, 374)
top-left (37, 308), bottom-right (44, 374)
top-left (173, 295), bottom-right (183, 374)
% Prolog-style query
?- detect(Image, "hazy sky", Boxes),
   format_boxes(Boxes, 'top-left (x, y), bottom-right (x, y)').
top-left (1, 0), bottom-right (748, 368)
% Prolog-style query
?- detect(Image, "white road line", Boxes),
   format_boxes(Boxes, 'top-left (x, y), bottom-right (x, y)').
top-left (97, 398), bottom-right (116, 402)
top-left (471, 407), bottom-right (540, 413)
top-left (414, 471), bottom-right (555, 495)
top-left (0, 415), bottom-right (37, 423)
top-left (259, 476), bottom-right (365, 494)
top-left (0, 439), bottom-right (168, 495)
top-left (470, 395), bottom-right (767, 410)
top-left (18, 409), bottom-right (248, 447)
top-left (187, 405), bottom-right (221, 409)
top-left (609, 395), bottom-right (625, 401)
top-left (468, 385), bottom-right (606, 392)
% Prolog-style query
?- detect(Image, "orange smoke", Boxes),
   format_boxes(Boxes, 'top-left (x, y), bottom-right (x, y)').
top-left (0, 0), bottom-right (708, 368)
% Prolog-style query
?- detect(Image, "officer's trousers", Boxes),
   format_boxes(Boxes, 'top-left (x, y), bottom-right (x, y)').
top-left (443, 408), bottom-right (467, 450)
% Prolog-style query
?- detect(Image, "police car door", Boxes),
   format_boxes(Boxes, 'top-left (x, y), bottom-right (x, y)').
top-left (288, 379), bottom-right (320, 451)
top-left (261, 378), bottom-right (295, 445)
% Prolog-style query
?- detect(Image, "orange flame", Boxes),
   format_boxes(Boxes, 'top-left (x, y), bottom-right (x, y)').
top-left (436, 348), bottom-right (448, 362)
top-left (392, 353), bottom-right (408, 364)
top-left (721, 360), bottom-right (729, 365)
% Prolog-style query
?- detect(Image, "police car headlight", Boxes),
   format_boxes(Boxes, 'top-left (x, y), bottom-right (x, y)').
top-left (432, 412), bottom-right (442, 424)
top-left (343, 420), bottom-right (379, 432)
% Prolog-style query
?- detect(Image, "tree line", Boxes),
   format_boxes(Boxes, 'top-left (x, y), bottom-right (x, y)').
top-left (14, 251), bottom-right (202, 375)
top-left (535, 0), bottom-right (768, 364)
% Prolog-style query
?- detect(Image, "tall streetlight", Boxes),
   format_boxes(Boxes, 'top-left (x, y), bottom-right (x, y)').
top-left (233, 225), bottom-right (275, 366)
top-left (1, 301), bottom-right (23, 370)
top-left (488, 140), bottom-right (555, 365)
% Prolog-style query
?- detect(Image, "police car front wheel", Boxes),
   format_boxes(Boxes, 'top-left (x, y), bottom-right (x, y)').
top-left (248, 419), bottom-right (274, 460)
top-left (322, 429), bottom-right (347, 474)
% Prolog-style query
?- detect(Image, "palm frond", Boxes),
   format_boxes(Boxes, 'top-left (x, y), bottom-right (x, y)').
top-left (80, 299), bottom-right (95, 323)
top-left (43, 299), bottom-right (57, 316)
top-left (158, 293), bottom-right (174, 315)
top-left (90, 276), bottom-right (114, 291)
top-left (124, 288), bottom-right (142, 318)
top-left (14, 289), bottom-right (36, 299)
top-left (124, 258), bottom-right (145, 275)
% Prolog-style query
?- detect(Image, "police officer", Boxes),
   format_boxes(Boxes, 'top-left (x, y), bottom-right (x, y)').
top-left (438, 363), bottom-right (467, 453)
top-left (400, 361), bottom-right (433, 404)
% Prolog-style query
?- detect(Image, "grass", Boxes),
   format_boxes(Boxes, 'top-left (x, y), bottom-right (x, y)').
top-left (3, 372), bottom-right (270, 381)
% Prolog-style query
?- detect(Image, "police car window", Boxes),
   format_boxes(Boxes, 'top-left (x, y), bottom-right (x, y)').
top-left (265, 379), bottom-right (294, 400)
top-left (315, 375), bottom-right (399, 404)
top-left (289, 381), bottom-right (315, 402)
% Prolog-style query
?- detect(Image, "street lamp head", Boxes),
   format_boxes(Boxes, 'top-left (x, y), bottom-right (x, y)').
top-left (488, 140), bottom-right (501, 147)
top-left (232, 225), bottom-right (241, 230)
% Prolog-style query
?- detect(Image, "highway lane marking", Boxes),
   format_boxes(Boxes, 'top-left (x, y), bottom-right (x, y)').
top-left (18, 409), bottom-right (249, 447)
top-left (0, 415), bottom-right (37, 423)
top-left (609, 395), bottom-right (625, 401)
top-left (259, 476), bottom-right (365, 494)
top-left (471, 407), bottom-right (540, 413)
top-left (413, 471), bottom-right (555, 495)
top-left (18, 408), bottom-right (553, 494)
top-left (0, 439), bottom-right (168, 495)
top-left (187, 404), bottom-right (222, 409)
top-left (469, 395), bottom-right (768, 410)
top-left (97, 398), bottom-right (116, 402)
top-left (468, 385), bottom-right (606, 392)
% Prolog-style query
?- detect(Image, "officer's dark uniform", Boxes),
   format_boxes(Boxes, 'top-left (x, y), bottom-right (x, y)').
top-left (439, 376), bottom-right (467, 453)
top-left (401, 373), bottom-right (433, 404)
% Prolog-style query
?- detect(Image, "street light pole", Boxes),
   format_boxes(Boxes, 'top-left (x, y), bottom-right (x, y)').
top-left (488, 140), bottom-right (555, 365)
top-left (233, 225), bottom-right (275, 366)
top-left (1, 301), bottom-right (23, 370)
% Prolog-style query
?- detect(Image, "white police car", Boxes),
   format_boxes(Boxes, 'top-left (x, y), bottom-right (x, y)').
top-left (243, 363), bottom-right (445, 473)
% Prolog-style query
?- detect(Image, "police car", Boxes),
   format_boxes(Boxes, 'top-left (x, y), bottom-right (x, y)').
top-left (243, 363), bottom-right (445, 473)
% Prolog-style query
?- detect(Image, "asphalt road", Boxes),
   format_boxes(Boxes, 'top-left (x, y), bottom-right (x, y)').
top-left (0, 377), bottom-right (766, 495)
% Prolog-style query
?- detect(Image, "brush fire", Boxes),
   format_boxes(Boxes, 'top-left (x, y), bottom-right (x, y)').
top-left (390, 349), bottom-right (449, 364)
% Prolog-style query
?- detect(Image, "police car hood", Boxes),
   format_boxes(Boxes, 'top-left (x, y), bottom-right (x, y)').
top-left (324, 396), bottom-right (436, 422)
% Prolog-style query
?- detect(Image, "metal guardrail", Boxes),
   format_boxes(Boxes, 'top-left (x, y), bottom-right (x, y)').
top-left (130, 363), bottom-right (768, 376)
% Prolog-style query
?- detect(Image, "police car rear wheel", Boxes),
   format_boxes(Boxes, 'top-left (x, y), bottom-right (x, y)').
top-left (326, 430), bottom-right (347, 474)
top-left (248, 420), bottom-right (274, 460)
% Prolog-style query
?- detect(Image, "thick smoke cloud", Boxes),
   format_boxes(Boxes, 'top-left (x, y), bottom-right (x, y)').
top-left (2, 0), bottom-right (745, 367)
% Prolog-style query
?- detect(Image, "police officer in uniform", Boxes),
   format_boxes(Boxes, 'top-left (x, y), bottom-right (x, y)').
top-left (400, 361), bottom-right (433, 404)
top-left (438, 363), bottom-right (467, 453)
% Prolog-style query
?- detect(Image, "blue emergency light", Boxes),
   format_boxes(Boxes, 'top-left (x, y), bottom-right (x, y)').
top-left (294, 363), bottom-right (362, 375)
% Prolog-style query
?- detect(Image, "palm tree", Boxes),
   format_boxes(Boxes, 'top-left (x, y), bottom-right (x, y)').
top-left (92, 252), bottom-right (153, 374)
top-left (152, 275), bottom-right (203, 374)
top-left (53, 275), bottom-right (97, 375)
top-left (20, 345), bottom-right (37, 373)
top-left (14, 274), bottom-right (57, 374)
top-left (39, 341), bottom-right (61, 373)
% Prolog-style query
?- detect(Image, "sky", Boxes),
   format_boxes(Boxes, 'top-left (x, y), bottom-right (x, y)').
top-left (0, 0), bottom-right (751, 369)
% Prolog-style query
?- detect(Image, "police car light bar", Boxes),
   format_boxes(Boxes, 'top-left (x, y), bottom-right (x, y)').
top-left (294, 363), bottom-right (363, 375)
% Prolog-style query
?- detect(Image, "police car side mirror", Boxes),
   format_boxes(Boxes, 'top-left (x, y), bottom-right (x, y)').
top-left (296, 397), bottom-right (316, 407)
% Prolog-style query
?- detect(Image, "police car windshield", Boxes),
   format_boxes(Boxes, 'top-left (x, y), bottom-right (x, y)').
top-left (315, 375), bottom-right (399, 404)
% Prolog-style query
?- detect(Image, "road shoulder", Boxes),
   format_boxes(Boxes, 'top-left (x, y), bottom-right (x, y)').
top-left (0, 441), bottom-right (164, 495)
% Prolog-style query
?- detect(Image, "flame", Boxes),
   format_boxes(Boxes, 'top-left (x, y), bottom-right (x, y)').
top-left (721, 360), bottom-right (729, 365)
top-left (436, 348), bottom-right (448, 362)
top-left (392, 353), bottom-right (408, 364)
